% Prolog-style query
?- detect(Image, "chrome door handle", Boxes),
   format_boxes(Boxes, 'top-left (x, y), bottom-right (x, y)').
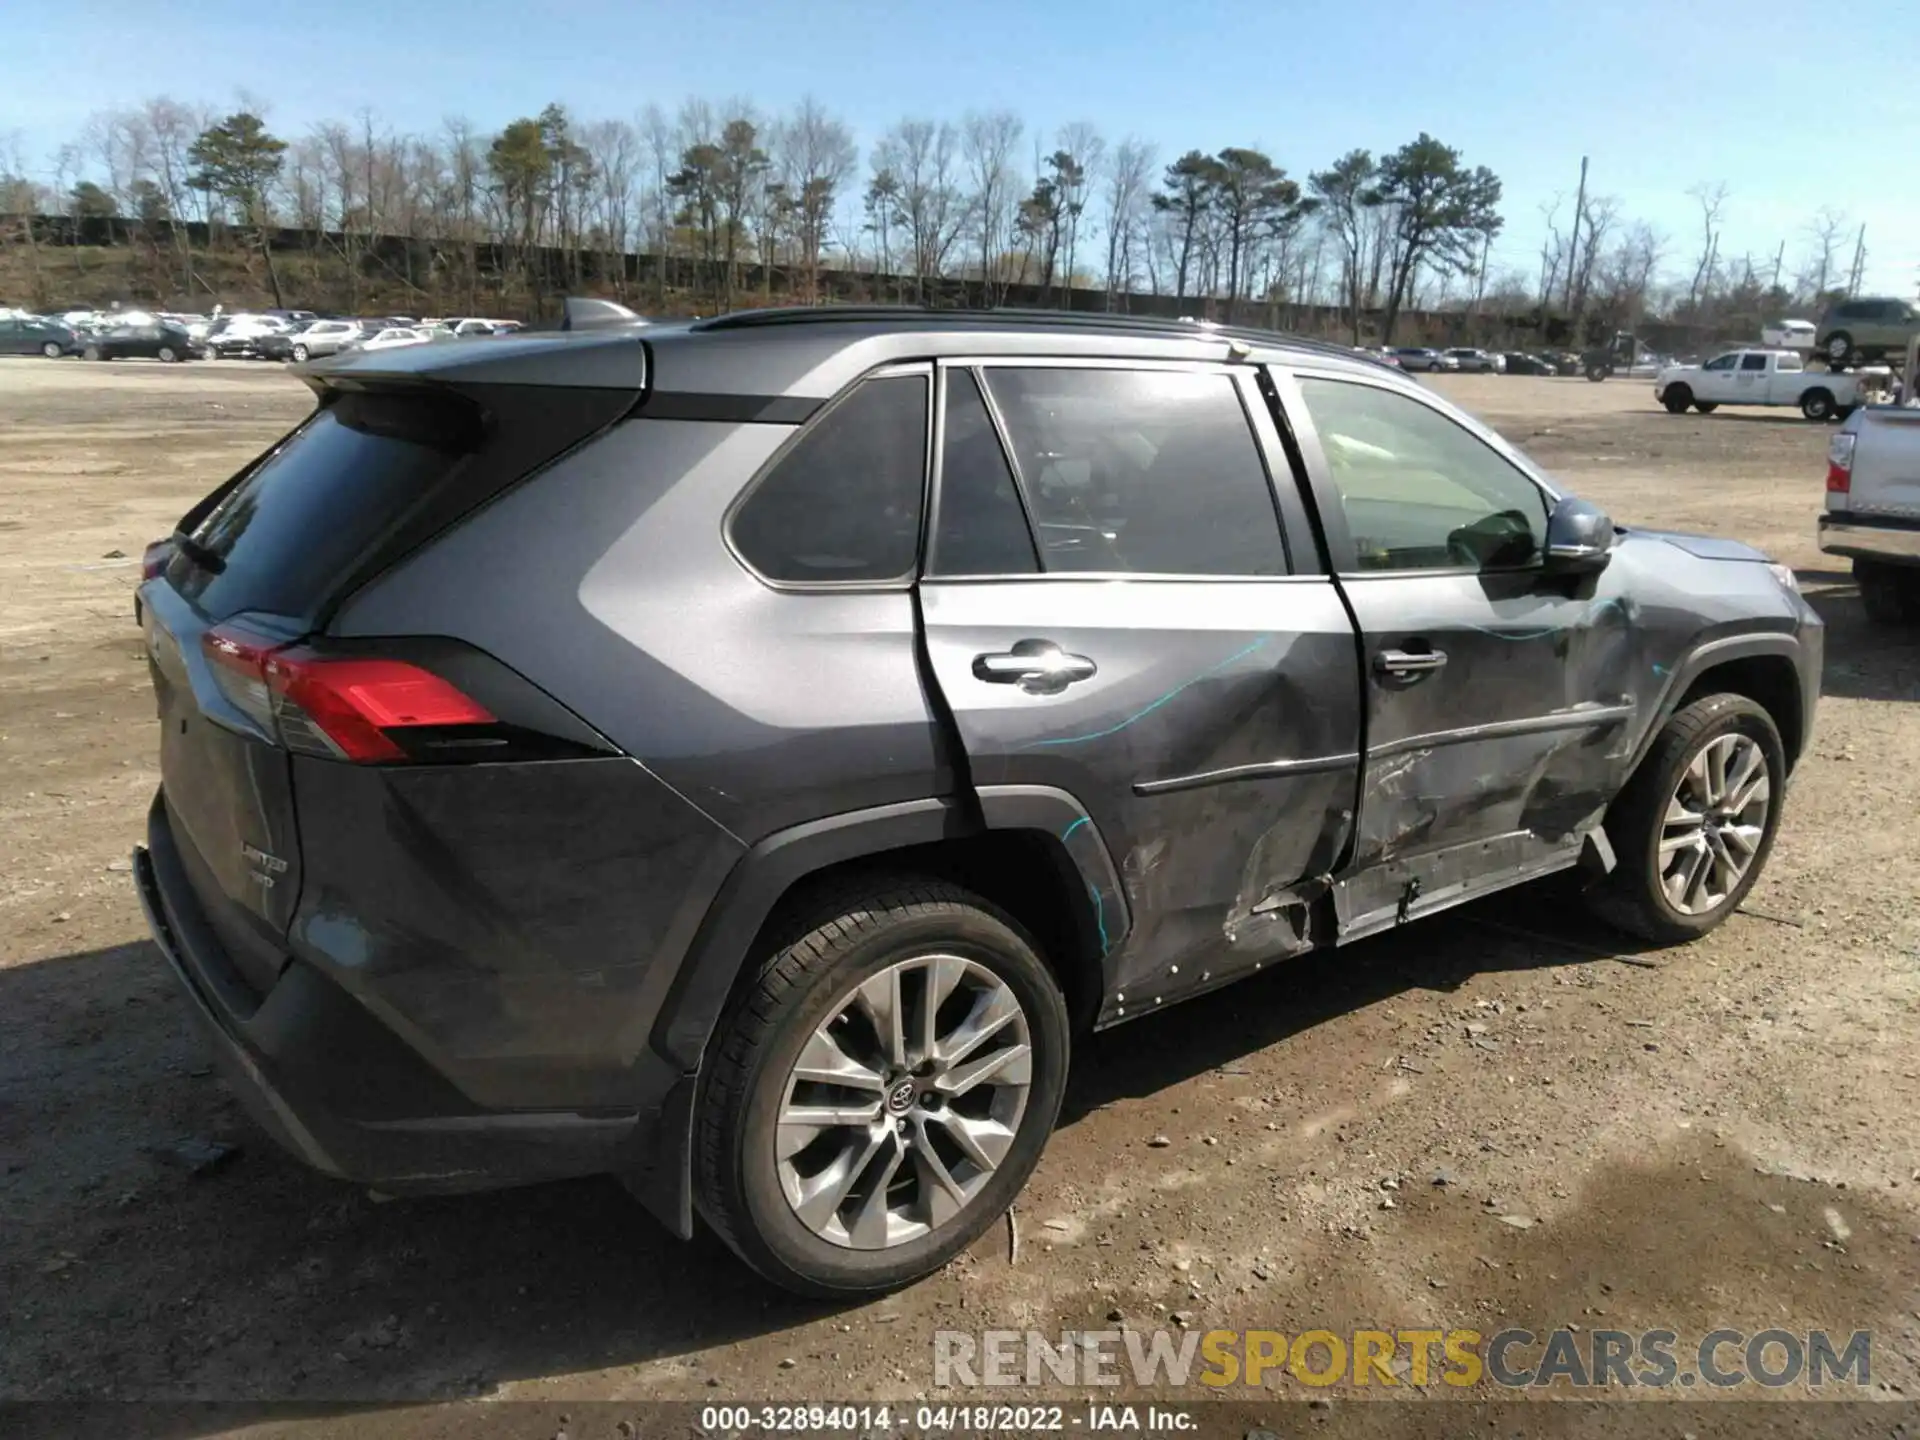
top-left (1375, 647), bottom-right (1448, 677)
top-left (973, 640), bottom-right (1098, 695)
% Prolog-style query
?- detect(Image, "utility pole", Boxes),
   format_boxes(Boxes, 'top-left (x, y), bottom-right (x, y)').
top-left (1770, 240), bottom-right (1785, 295)
top-left (1562, 155), bottom-right (1588, 315)
top-left (1846, 224), bottom-right (1867, 295)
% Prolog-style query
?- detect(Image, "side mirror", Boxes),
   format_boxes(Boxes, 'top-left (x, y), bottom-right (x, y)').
top-left (1544, 496), bottom-right (1615, 575)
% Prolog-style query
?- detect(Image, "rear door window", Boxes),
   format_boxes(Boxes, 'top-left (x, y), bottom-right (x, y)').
top-left (980, 367), bottom-right (1287, 576)
top-left (728, 373), bottom-right (929, 585)
top-left (172, 389), bottom-right (480, 621)
top-left (1740, 354), bottom-right (1767, 371)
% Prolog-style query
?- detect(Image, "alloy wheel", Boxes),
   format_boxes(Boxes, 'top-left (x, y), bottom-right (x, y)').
top-left (1659, 732), bottom-right (1770, 915)
top-left (776, 954), bottom-right (1032, 1250)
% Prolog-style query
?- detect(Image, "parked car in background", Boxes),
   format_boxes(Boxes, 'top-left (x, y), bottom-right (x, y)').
top-left (1654, 347), bottom-right (1885, 420)
top-left (258, 320), bottom-right (366, 362)
top-left (1762, 319), bottom-right (1817, 351)
top-left (338, 326), bottom-right (433, 355)
top-left (1392, 347), bottom-right (1456, 372)
top-left (1444, 348), bottom-right (1500, 373)
top-left (132, 304), bottom-right (1821, 1298)
top-left (1501, 352), bottom-right (1556, 376)
top-left (0, 315), bottom-right (81, 357)
top-left (1815, 298), bottom-right (1920, 368)
top-left (206, 315), bottom-right (292, 359)
top-left (1819, 337), bottom-right (1920, 623)
top-left (80, 320), bottom-right (199, 362)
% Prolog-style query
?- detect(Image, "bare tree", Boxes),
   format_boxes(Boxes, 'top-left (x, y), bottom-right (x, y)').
top-left (1796, 205), bottom-right (1849, 303)
top-left (777, 98), bottom-right (856, 303)
top-left (1053, 121), bottom-right (1104, 300)
top-left (874, 118), bottom-right (965, 300)
top-left (1100, 137), bottom-right (1153, 309)
top-left (1685, 181), bottom-right (1728, 314)
top-left (961, 110), bottom-right (1023, 304)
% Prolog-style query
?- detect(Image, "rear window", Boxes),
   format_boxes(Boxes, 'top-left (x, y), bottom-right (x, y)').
top-left (171, 389), bottom-right (479, 620)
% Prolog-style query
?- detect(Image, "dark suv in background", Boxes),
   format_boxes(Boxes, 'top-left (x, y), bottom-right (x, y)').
top-left (1817, 296), bottom-right (1920, 367)
top-left (134, 306), bottom-right (1821, 1296)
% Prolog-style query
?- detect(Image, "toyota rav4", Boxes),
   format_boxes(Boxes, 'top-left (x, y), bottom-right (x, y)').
top-left (133, 306), bottom-right (1822, 1296)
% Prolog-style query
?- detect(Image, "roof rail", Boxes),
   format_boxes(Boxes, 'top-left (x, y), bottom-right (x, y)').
top-left (689, 304), bottom-right (1367, 362)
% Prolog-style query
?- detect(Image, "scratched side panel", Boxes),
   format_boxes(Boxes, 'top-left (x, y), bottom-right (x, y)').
top-left (918, 577), bottom-right (1362, 1007)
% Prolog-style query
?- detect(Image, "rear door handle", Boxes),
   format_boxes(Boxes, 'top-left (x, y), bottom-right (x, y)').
top-left (1375, 647), bottom-right (1448, 677)
top-left (973, 640), bottom-right (1098, 695)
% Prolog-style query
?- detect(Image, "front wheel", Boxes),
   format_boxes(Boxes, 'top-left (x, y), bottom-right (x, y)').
top-left (1590, 694), bottom-right (1784, 943)
top-left (692, 880), bottom-right (1071, 1297)
top-left (1662, 385), bottom-right (1693, 414)
top-left (82, 345), bottom-right (102, 362)
top-left (291, 344), bottom-right (310, 362)
top-left (1586, 363), bottom-right (1610, 382)
top-left (1800, 388), bottom-right (1835, 421)
top-left (1856, 558), bottom-right (1920, 625)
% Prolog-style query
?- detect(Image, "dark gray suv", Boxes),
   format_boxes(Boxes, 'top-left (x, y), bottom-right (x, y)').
top-left (132, 307), bottom-right (1822, 1296)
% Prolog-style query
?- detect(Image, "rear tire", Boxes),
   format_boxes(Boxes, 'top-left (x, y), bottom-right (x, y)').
top-left (1590, 694), bottom-right (1785, 944)
top-left (1800, 388), bottom-right (1835, 421)
top-left (1662, 385), bottom-right (1693, 414)
top-left (157, 346), bottom-right (178, 363)
top-left (1587, 363), bottom-right (1610, 382)
top-left (1824, 332), bottom-right (1853, 367)
top-left (1856, 559), bottom-right (1920, 625)
top-left (40, 341), bottom-right (62, 358)
top-left (692, 879), bottom-right (1070, 1297)
top-left (82, 345), bottom-right (102, 362)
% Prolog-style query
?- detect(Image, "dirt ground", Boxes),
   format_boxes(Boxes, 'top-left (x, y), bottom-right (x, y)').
top-left (2, 357), bottom-right (1917, 1438)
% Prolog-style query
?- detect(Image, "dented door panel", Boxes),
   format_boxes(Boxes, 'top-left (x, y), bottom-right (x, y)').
top-left (917, 578), bottom-right (1362, 1014)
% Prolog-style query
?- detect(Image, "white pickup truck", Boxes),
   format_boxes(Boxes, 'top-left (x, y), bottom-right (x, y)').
top-left (1819, 336), bottom-right (1920, 622)
top-left (1654, 347), bottom-right (1884, 421)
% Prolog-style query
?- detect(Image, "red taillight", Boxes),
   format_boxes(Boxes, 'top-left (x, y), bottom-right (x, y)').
top-left (1826, 433), bottom-right (1855, 494)
top-left (141, 538), bottom-right (173, 580)
top-left (201, 625), bottom-right (493, 762)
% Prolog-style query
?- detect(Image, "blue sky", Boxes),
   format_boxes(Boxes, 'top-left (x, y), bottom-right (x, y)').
top-left (5, 0), bottom-right (1916, 296)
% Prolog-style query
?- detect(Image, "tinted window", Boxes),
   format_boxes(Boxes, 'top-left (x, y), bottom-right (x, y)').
top-left (1740, 353), bottom-right (1768, 371)
top-left (931, 369), bottom-right (1037, 576)
top-left (730, 373), bottom-right (928, 583)
top-left (982, 367), bottom-right (1284, 576)
top-left (174, 390), bottom-right (479, 620)
top-left (1294, 377), bottom-right (1549, 573)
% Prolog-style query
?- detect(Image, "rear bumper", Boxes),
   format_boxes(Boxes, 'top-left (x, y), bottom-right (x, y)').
top-left (133, 792), bottom-right (647, 1197)
top-left (1819, 512), bottom-right (1920, 566)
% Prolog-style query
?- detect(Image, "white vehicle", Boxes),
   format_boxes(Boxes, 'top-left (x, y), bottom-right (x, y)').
top-left (1653, 347), bottom-right (1885, 421)
top-left (1819, 335), bottom-right (1920, 623)
top-left (1762, 318), bottom-right (1817, 351)
top-left (351, 326), bottom-right (433, 353)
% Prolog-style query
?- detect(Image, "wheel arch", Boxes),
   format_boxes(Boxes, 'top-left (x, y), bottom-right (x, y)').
top-left (629, 791), bottom-right (1126, 1236)
top-left (1634, 635), bottom-right (1809, 778)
